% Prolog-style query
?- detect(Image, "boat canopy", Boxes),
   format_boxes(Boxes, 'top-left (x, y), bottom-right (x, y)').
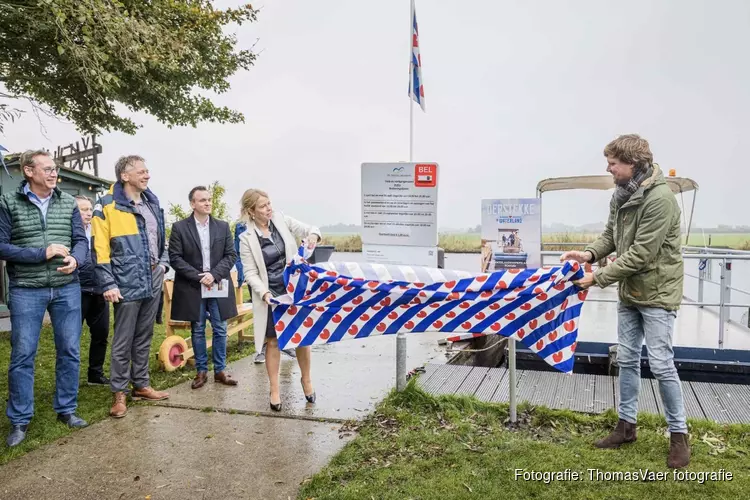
top-left (536, 174), bottom-right (698, 196)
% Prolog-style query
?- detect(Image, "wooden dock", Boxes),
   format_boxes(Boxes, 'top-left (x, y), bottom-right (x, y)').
top-left (417, 363), bottom-right (750, 424)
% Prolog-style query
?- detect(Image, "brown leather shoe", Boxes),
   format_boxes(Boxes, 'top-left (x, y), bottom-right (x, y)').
top-left (192, 371), bottom-right (208, 389)
top-left (214, 371), bottom-right (238, 386)
top-left (667, 432), bottom-right (691, 468)
top-left (594, 419), bottom-right (637, 449)
top-left (110, 392), bottom-right (127, 418)
top-left (131, 386), bottom-right (169, 401)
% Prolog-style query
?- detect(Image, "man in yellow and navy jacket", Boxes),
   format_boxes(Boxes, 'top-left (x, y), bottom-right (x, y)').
top-left (92, 155), bottom-right (170, 419)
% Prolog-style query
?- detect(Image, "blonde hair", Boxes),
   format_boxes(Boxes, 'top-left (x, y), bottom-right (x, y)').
top-left (239, 188), bottom-right (269, 223)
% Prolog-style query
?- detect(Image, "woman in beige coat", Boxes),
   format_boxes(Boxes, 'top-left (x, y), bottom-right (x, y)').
top-left (238, 188), bottom-right (321, 411)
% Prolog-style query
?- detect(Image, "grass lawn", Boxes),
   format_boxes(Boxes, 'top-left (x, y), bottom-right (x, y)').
top-left (0, 307), bottom-right (255, 466)
top-left (299, 383), bottom-right (750, 500)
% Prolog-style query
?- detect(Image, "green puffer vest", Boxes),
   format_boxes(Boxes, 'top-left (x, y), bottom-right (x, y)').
top-left (4, 184), bottom-right (77, 288)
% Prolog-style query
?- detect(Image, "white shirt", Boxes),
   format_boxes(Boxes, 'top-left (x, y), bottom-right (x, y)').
top-left (195, 216), bottom-right (211, 272)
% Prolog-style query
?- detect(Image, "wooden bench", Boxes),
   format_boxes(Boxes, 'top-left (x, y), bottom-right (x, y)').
top-left (157, 271), bottom-right (254, 371)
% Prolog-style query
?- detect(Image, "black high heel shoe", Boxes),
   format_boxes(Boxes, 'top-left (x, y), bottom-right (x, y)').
top-left (301, 378), bottom-right (316, 404)
top-left (270, 393), bottom-right (282, 412)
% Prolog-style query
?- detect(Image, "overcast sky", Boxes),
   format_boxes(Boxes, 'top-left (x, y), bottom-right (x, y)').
top-left (2, 0), bottom-right (749, 231)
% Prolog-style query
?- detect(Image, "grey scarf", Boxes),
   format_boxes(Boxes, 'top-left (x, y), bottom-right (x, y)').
top-left (614, 165), bottom-right (653, 207)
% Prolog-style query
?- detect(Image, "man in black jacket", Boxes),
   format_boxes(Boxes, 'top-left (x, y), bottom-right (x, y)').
top-left (75, 195), bottom-right (110, 386)
top-left (168, 186), bottom-right (239, 389)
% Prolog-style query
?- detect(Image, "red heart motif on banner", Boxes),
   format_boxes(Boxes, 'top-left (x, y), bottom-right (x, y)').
top-left (529, 319), bottom-right (538, 329)
top-left (446, 311), bottom-right (456, 318)
top-left (325, 294), bottom-right (337, 303)
top-left (521, 303), bottom-right (531, 311)
top-left (430, 303), bottom-right (440, 309)
top-left (336, 278), bottom-right (348, 286)
top-left (326, 271), bottom-right (337, 277)
top-left (564, 320), bottom-right (576, 332)
top-left (320, 329), bottom-right (331, 340)
top-left (414, 282), bottom-right (425, 288)
top-left (287, 284), bottom-right (295, 293)
top-left (445, 280), bottom-right (456, 288)
top-left (489, 303), bottom-right (500, 310)
top-left (411, 298), bottom-right (422, 305)
top-left (476, 275), bottom-right (488, 282)
top-left (288, 306), bottom-right (298, 315)
top-left (433, 320), bottom-right (443, 329)
top-left (376, 323), bottom-right (386, 333)
top-left (545, 310), bottom-right (556, 321)
top-left (534, 287), bottom-right (544, 295)
top-left (553, 351), bottom-right (563, 363)
top-left (400, 304), bottom-right (411, 309)
top-left (368, 281), bottom-right (379, 289)
top-left (528, 275), bottom-right (540, 283)
top-left (417, 311), bottom-right (427, 318)
top-left (303, 294), bottom-right (311, 301)
top-left (561, 299), bottom-right (569, 310)
top-left (571, 341), bottom-right (577, 352)
top-left (381, 297), bottom-right (391, 306)
top-left (461, 321), bottom-right (472, 329)
top-left (303, 317), bottom-right (314, 328)
top-left (536, 339), bottom-right (544, 350)
top-left (316, 306), bottom-right (325, 312)
top-left (508, 269), bottom-right (520, 274)
top-left (496, 281), bottom-right (508, 290)
top-left (308, 270), bottom-right (319, 279)
top-left (572, 262), bottom-right (580, 272)
top-left (343, 285), bottom-right (354, 292)
top-left (320, 282), bottom-right (330, 291)
top-left (348, 325), bottom-right (358, 335)
top-left (342, 306), bottom-right (353, 312)
top-left (448, 292), bottom-right (460, 301)
top-left (578, 290), bottom-right (588, 301)
top-left (361, 313), bottom-right (370, 321)
top-left (475, 312), bottom-right (486, 320)
top-left (481, 291), bottom-right (492, 299)
top-left (332, 314), bottom-right (342, 324)
top-left (505, 312), bottom-right (516, 320)
top-left (292, 333), bottom-right (302, 344)
top-left (549, 330), bottom-right (558, 341)
top-left (373, 305), bottom-right (382, 311)
top-left (459, 302), bottom-right (470, 309)
top-left (388, 312), bottom-right (398, 320)
top-left (554, 283), bottom-right (566, 291)
top-left (275, 321), bottom-right (286, 332)
top-left (491, 323), bottom-right (501, 332)
top-left (538, 293), bottom-right (548, 301)
top-left (517, 328), bottom-right (526, 339)
top-left (405, 320), bottom-right (415, 329)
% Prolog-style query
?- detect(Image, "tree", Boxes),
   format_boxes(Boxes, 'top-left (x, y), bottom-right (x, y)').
top-left (0, 1), bottom-right (258, 135)
top-left (166, 181), bottom-right (232, 238)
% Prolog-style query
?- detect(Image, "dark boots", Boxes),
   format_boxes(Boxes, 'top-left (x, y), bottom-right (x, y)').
top-left (594, 419), bottom-right (637, 449)
top-left (667, 432), bottom-right (691, 469)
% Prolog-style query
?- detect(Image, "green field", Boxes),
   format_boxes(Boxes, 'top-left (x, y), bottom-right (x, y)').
top-left (322, 233), bottom-right (750, 254)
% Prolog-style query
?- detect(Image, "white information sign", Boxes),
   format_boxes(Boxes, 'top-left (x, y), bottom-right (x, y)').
top-left (362, 243), bottom-right (438, 268)
top-left (480, 198), bottom-right (542, 272)
top-left (361, 162), bottom-right (439, 248)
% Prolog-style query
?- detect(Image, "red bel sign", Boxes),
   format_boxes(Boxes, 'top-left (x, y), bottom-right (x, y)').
top-left (414, 163), bottom-right (437, 187)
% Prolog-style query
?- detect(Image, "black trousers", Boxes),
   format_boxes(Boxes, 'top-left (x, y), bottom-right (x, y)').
top-left (81, 292), bottom-right (111, 378)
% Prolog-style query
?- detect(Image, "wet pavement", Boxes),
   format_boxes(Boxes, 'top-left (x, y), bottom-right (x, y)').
top-left (0, 333), bottom-right (449, 499)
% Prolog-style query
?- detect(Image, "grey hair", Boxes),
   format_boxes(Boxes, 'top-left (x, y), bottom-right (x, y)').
top-left (114, 155), bottom-right (145, 182)
top-left (19, 149), bottom-right (52, 179)
top-left (74, 195), bottom-right (93, 204)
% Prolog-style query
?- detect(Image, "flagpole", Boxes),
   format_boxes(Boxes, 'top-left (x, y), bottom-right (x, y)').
top-left (397, 0), bottom-right (415, 392)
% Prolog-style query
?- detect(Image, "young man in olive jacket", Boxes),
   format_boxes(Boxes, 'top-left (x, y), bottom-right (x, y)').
top-left (562, 134), bottom-right (690, 469)
top-left (0, 150), bottom-right (89, 447)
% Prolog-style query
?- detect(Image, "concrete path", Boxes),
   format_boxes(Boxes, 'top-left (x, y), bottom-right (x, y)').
top-left (0, 333), bottom-right (448, 500)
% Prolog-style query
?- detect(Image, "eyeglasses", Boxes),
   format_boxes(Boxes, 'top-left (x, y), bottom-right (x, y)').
top-left (39, 166), bottom-right (60, 176)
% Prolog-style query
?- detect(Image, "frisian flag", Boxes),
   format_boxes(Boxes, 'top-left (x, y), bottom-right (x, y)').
top-left (271, 247), bottom-right (589, 373)
top-left (409, 0), bottom-right (425, 111)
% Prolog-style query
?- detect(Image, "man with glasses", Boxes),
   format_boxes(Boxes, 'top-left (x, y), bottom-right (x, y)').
top-left (91, 155), bottom-right (170, 418)
top-left (0, 149), bottom-right (89, 447)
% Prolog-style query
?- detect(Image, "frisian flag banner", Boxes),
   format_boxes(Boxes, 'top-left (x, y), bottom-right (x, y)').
top-left (271, 247), bottom-right (588, 373)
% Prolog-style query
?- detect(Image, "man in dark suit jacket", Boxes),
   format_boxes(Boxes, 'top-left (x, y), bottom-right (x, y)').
top-left (168, 186), bottom-right (238, 389)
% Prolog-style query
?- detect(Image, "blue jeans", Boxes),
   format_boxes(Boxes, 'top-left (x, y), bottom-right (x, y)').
top-left (617, 303), bottom-right (687, 433)
top-left (191, 299), bottom-right (228, 373)
top-left (7, 282), bottom-right (82, 425)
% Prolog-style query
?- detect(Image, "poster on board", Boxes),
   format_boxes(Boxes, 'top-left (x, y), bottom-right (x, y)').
top-left (480, 198), bottom-right (541, 272)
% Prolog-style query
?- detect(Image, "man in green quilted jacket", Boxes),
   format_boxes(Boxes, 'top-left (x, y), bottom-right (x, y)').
top-left (561, 134), bottom-right (690, 469)
top-left (0, 150), bottom-right (90, 448)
